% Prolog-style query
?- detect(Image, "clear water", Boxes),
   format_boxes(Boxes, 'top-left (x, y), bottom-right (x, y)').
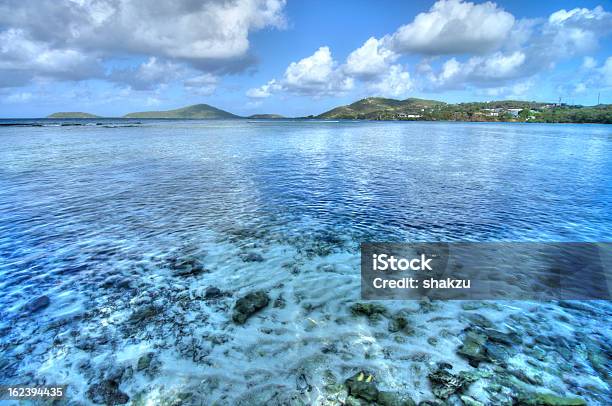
top-left (1, 120), bottom-right (611, 404)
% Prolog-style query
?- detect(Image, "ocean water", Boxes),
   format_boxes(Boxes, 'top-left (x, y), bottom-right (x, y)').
top-left (0, 119), bottom-right (611, 405)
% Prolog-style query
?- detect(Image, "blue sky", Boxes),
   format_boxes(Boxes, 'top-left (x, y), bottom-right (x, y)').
top-left (0, 0), bottom-right (611, 118)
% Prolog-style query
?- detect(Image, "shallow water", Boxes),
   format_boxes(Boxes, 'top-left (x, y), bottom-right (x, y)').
top-left (0, 120), bottom-right (611, 405)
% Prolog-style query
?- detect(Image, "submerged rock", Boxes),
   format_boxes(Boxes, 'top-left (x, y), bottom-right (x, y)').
top-left (428, 366), bottom-right (478, 400)
top-left (460, 395), bottom-right (485, 406)
top-left (129, 305), bottom-right (160, 324)
top-left (273, 294), bottom-right (286, 309)
top-left (388, 313), bottom-right (414, 334)
top-left (136, 353), bottom-right (153, 371)
top-left (86, 379), bottom-right (129, 405)
top-left (457, 330), bottom-right (488, 366)
top-left (377, 391), bottom-right (417, 406)
top-left (170, 256), bottom-right (207, 276)
top-left (518, 393), bottom-right (587, 406)
top-left (232, 291), bottom-right (270, 324)
top-left (204, 286), bottom-right (223, 299)
top-left (461, 313), bottom-right (494, 329)
top-left (350, 303), bottom-right (387, 320)
top-left (482, 328), bottom-right (521, 346)
top-left (345, 371), bottom-right (379, 402)
top-left (240, 252), bottom-right (264, 262)
top-left (22, 295), bottom-right (50, 315)
top-left (457, 325), bottom-right (521, 367)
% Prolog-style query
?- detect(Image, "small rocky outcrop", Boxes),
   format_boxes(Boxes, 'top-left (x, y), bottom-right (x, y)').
top-left (344, 371), bottom-right (416, 406)
top-left (457, 326), bottom-right (521, 367)
top-left (128, 304), bottom-right (160, 324)
top-left (232, 291), bottom-right (270, 324)
top-left (240, 252), bottom-right (264, 262)
top-left (427, 365), bottom-right (477, 400)
top-left (388, 313), bottom-right (414, 334)
top-left (350, 303), bottom-right (387, 320)
top-left (86, 379), bottom-right (129, 405)
top-left (204, 286), bottom-right (223, 299)
top-left (345, 371), bottom-right (379, 402)
top-left (457, 330), bottom-right (488, 366)
top-left (136, 353), bottom-right (153, 371)
top-left (169, 256), bottom-right (207, 276)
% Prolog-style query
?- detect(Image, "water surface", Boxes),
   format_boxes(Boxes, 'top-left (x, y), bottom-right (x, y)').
top-left (0, 120), bottom-right (611, 404)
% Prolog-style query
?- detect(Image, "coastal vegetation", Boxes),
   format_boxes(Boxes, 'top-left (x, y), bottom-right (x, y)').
top-left (46, 99), bottom-right (612, 123)
top-left (315, 97), bottom-right (612, 124)
top-left (123, 103), bottom-right (239, 119)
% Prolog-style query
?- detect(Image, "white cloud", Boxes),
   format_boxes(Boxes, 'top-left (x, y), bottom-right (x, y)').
top-left (573, 82), bottom-right (587, 94)
top-left (109, 57), bottom-right (186, 90)
top-left (427, 51), bottom-right (526, 89)
top-left (483, 79), bottom-right (533, 99)
top-left (601, 57), bottom-right (612, 87)
top-left (246, 47), bottom-right (354, 98)
top-left (582, 56), bottom-right (597, 69)
top-left (344, 37), bottom-right (398, 78)
top-left (389, 0), bottom-right (515, 55)
top-left (545, 6), bottom-right (612, 56)
top-left (367, 65), bottom-right (412, 98)
top-left (184, 73), bottom-right (218, 96)
top-left (471, 51), bottom-right (526, 79)
top-left (246, 79), bottom-right (280, 98)
top-left (283, 47), bottom-right (353, 95)
top-left (439, 58), bottom-right (461, 82)
top-left (0, 0), bottom-right (286, 65)
top-left (0, 0), bottom-right (287, 87)
top-left (0, 29), bottom-right (103, 85)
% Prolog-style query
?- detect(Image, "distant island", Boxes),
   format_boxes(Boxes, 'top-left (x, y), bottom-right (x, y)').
top-left (123, 104), bottom-right (239, 119)
top-left (47, 98), bottom-right (612, 124)
top-left (247, 114), bottom-right (285, 119)
top-left (47, 112), bottom-right (101, 119)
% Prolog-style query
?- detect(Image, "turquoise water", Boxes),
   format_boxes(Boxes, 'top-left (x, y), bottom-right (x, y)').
top-left (0, 120), bottom-right (611, 404)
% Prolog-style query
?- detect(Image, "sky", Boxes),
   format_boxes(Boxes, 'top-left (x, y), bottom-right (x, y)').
top-left (0, 0), bottom-right (611, 118)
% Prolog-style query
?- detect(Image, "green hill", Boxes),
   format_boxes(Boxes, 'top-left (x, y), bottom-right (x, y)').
top-left (317, 97), bottom-right (445, 119)
top-left (248, 114), bottom-right (285, 119)
top-left (47, 112), bottom-right (101, 118)
top-left (317, 97), bottom-right (612, 123)
top-left (124, 104), bottom-right (240, 119)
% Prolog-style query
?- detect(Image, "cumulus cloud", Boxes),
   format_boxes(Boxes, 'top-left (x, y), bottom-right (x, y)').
top-left (109, 57), bottom-right (186, 91)
top-left (283, 47), bottom-right (354, 95)
top-left (416, 3), bottom-right (612, 92)
top-left (344, 37), bottom-right (398, 79)
top-left (246, 79), bottom-right (281, 98)
top-left (248, 41), bottom-right (408, 99)
top-left (544, 5), bottom-right (612, 57)
top-left (0, 29), bottom-right (103, 86)
top-left (426, 51), bottom-right (527, 89)
top-left (0, 0), bottom-right (287, 87)
top-left (388, 0), bottom-right (515, 55)
top-left (367, 65), bottom-right (412, 98)
top-left (247, 47), bottom-right (353, 98)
